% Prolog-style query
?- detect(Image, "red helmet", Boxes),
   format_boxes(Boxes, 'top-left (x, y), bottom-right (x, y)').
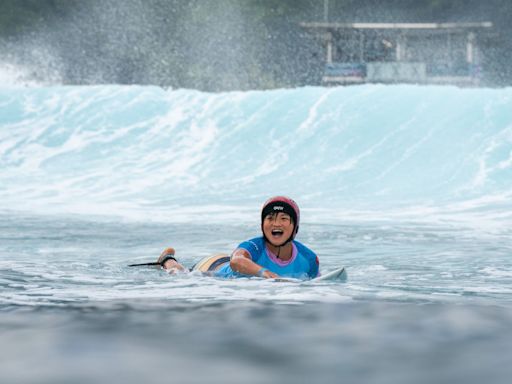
top-left (261, 196), bottom-right (300, 242)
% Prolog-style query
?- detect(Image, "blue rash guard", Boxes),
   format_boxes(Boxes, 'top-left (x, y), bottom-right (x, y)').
top-left (215, 236), bottom-right (319, 279)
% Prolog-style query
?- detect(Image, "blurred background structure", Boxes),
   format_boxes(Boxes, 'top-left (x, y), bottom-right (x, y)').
top-left (0, 0), bottom-right (510, 90)
top-left (301, 21), bottom-right (492, 86)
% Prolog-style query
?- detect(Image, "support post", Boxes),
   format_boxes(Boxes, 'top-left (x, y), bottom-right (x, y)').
top-left (326, 32), bottom-right (333, 64)
top-left (467, 32), bottom-right (475, 63)
top-left (323, 0), bottom-right (329, 22)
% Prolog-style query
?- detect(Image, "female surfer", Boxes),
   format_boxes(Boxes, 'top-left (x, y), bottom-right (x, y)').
top-left (157, 196), bottom-right (319, 279)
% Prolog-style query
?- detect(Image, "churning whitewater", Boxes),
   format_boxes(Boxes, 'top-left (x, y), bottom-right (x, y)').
top-left (1, 84), bottom-right (512, 226)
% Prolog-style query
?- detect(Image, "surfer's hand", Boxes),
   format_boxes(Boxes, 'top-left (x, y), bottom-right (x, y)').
top-left (262, 270), bottom-right (279, 279)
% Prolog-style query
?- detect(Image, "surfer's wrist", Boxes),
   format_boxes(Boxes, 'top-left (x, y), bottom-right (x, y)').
top-left (160, 255), bottom-right (177, 268)
top-left (257, 268), bottom-right (267, 278)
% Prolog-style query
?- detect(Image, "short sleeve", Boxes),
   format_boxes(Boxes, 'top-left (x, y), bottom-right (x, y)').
top-left (236, 238), bottom-right (263, 263)
top-left (309, 254), bottom-right (320, 278)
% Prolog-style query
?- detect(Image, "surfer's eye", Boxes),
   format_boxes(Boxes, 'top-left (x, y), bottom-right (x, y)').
top-left (265, 213), bottom-right (276, 221)
top-left (279, 214), bottom-right (291, 223)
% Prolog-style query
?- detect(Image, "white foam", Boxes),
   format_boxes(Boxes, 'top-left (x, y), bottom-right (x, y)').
top-left (2, 84), bottom-right (512, 228)
top-left (480, 267), bottom-right (512, 278)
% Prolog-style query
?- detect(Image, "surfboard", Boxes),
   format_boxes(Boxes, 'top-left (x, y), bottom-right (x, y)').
top-left (129, 257), bottom-right (347, 283)
top-left (310, 266), bottom-right (347, 282)
top-left (273, 266), bottom-right (347, 283)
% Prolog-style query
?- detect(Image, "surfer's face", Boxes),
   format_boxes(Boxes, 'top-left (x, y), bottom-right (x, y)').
top-left (262, 212), bottom-right (294, 246)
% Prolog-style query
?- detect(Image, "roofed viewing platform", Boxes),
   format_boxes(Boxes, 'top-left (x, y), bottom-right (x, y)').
top-left (300, 21), bottom-right (493, 86)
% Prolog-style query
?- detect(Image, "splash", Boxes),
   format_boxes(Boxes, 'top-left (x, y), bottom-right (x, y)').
top-left (0, 63), bottom-right (41, 87)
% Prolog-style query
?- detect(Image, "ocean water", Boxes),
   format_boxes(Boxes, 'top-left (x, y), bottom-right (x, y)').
top-left (1, 80), bottom-right (512, 383)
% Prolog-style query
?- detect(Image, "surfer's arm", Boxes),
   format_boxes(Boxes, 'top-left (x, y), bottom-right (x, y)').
top-left (230, 248), bottom-right (279, 278)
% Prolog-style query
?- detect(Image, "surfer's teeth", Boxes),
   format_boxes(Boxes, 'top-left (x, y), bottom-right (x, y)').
top-left (271, 230), bottom-right (283, 236)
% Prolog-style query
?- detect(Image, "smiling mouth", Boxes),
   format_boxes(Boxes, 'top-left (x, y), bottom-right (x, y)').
top-left (271, 229), bottom-right (284, 237)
